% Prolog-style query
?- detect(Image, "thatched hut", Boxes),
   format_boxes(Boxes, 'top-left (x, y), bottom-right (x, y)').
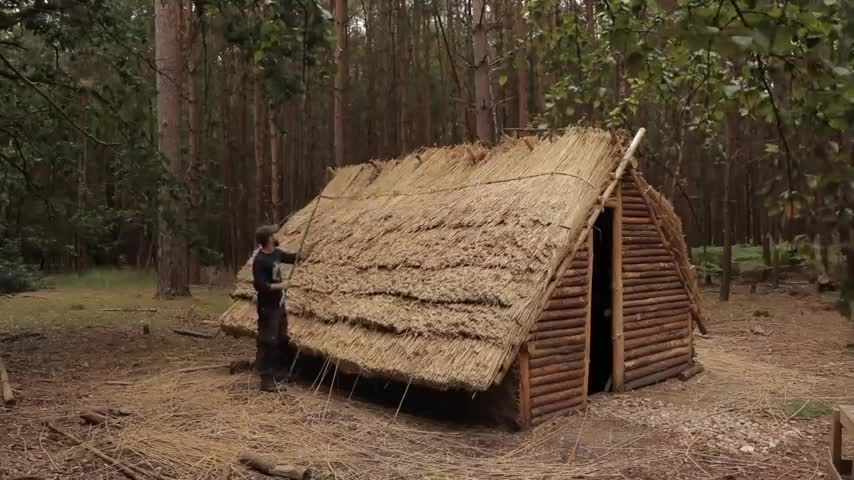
top-left (220, 127), bottom-right (703, 428)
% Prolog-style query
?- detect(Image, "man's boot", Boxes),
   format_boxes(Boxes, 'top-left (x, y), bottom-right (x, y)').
top-left (259, 376), bottom-right (285, 393)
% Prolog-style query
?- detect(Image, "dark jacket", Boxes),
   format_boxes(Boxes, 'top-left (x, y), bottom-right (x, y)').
top-left (252, 249), bottom-right (297, 308)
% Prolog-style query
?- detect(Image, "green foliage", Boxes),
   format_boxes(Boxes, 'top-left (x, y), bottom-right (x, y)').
top-left (0, 239), bottom-right (42, 294)
top-left (782, 399), bottom-right (833, 418)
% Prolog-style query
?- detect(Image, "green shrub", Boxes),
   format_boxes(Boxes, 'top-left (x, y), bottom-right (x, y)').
top-left (0, 239), bottom-right (43, 293)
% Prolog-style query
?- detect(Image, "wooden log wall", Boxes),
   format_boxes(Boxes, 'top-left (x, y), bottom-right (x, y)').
top-left (620, 173), bottom-right (692, 391)
top-left (524, 237), bottom-right (592, 426)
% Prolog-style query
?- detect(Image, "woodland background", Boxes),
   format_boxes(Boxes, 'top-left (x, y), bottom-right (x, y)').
top-left (0, 0), bottom-right (853, 307)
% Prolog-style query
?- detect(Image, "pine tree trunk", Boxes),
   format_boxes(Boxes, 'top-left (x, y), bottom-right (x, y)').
top-left (397, 0), bottom-right (408, 153)
top-left (471, 0), bottom-right (493, 143)
top-left (269, 106), bottom-right (281, 221)
top-left (333, 0), bottom-right (348, 166)
top-left (585, 0), bottom-right (595, 34)
top-left (155, 0), bottom-right (190, 297)
top-left (76, 88), bottom-right (90, 272)
top-left (514, 0), bottom-right (528, 128)
top-left (254, 72), bottom-right (269, 225)
top-left (185, 1), bottom-right (202, 284)
top-left (720, 114), bottom-right (736, 302)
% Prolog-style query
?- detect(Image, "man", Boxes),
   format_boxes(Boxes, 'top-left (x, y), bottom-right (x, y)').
top-left (252, 225), bottom-right (297, 392)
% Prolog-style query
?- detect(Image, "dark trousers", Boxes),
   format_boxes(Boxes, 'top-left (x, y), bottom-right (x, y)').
top-left (256, 304), bottom-right (289, 382)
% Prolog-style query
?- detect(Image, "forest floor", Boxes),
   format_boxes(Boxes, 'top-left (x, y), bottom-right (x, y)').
top-left (1, 272), bottom-right (853, 479)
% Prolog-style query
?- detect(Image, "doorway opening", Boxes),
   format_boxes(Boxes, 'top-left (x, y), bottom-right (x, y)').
top-left (588, 208), bottom-right (614, 394)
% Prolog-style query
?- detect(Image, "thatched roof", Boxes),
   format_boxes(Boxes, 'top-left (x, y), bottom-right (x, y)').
top-left (221, 128), bottom-right (638, 391)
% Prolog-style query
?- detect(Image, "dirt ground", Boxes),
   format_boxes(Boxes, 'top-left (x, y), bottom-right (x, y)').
top-left (1, 280), bottom-right (853, 479)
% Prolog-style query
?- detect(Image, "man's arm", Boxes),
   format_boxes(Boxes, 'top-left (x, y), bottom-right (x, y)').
top-left (277, 249), bottom-right (298, 265)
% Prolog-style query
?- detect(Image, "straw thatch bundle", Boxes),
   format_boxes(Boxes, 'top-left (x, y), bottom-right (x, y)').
top-left (221, 128), bottom-right (628, 391)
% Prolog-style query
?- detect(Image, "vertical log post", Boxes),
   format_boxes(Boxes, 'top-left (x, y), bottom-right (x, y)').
top-left (612, 184), bottom-right (625, 392)
top-left (518, 344), bottom-right (531, 429)
top-left (582, 234), bottom-right (594, 401)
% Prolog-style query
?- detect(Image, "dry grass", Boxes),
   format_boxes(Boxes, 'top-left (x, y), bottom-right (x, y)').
top-left (90, 371), bottom-right (690, 480)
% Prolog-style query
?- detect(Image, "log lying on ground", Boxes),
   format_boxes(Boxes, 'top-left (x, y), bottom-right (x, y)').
top-left (81, 406), bottom-right (133, 424)
top-left (47, 422), bottom-right (158, 480)
top-left (80, 411), bottom-right (109, 425)
top-left (0, 357), bottom-right (14, 405)
top-left (678, 363), bottom-right (705, 381)
top-left (101, 308), bottom-right (158, 313)
top-left (172, 328), bottom-right (215, 339)
top-left (0, 331), bottom-right (43, 343)
top-left (238, 451), bottom-right (309, 480)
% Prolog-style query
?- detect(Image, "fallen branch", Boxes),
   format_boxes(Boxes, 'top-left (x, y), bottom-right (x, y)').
top-left (0, 356), bottom-right (15, 405)
top-left (175, 364), bottom-right (230, 374)
top-left (46, 422), bottom-right (159, 480)
top-left (228, 359), bottom-right (254, 374)
top-left (171, 328), bottom-right (214, 339)
top-left (80, 411), bottom-right (109, 425)
top-left (81, 406), bottom-right (133, 425)
top-left (92, 407), bottom-right (133, 417)
top-left (101, 308), bottom-right (158, 313)
top-left (104, 381), bottom-right (133, 386)
top-left (238, 451), bottom-right (309, 479)
top-left (678, 363), bottom-right (705, 381)
top-left (0, 332), bottom-right (43, 343)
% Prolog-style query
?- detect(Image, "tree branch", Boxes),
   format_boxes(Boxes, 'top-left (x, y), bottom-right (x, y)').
top-left (0, 52), bottom-right (118, 147)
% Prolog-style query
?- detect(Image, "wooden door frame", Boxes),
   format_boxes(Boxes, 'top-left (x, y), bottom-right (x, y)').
top-left (612, 183), bottom-right (625, 392)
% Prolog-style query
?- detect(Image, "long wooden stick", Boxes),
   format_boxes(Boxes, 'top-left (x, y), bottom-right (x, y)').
top-left (171, 328), bottom-right (214, 339)
top-left (0, 356), bottom-right (14, 405)
top-left (101, 308), bottom-right (158, 313)
top-left (175, 364), bottom-right (230, 374)
top-left (46, 422), bottom-right (159, 480)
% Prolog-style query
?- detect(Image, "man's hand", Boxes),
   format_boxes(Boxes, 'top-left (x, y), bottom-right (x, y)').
top-left (269, 282), bottom-right (287, 291)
